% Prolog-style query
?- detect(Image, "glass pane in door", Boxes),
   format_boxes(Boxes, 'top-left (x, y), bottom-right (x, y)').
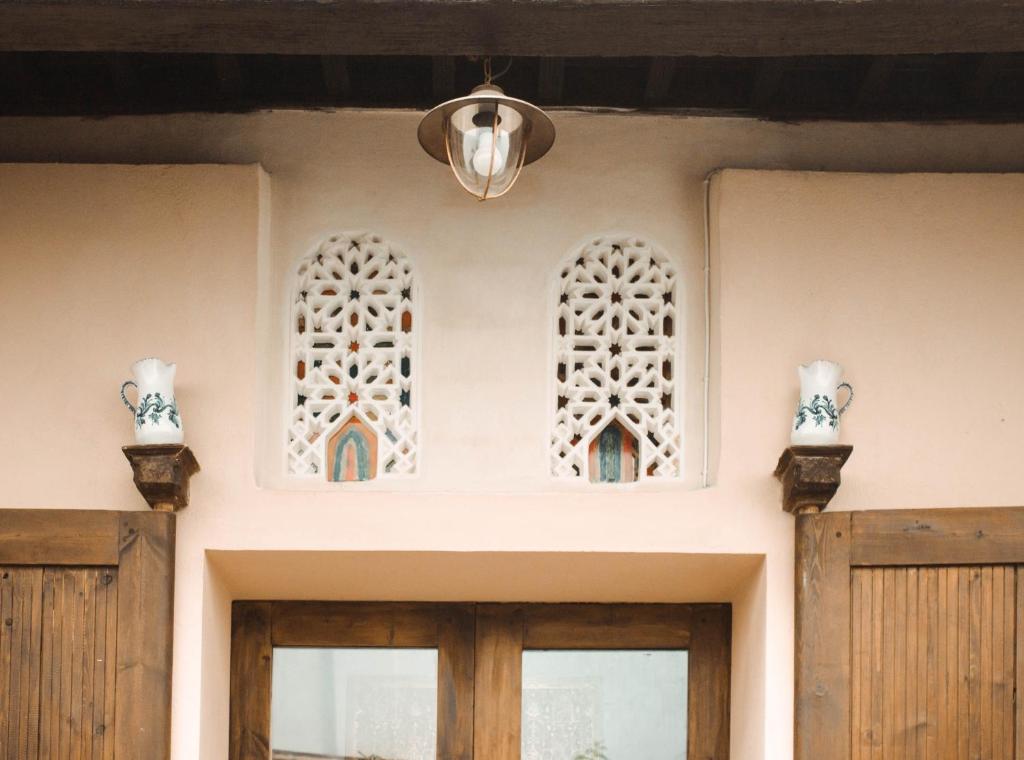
top-left (271, 647), bottom-right (438, 760)
top-left (521, 650), bottom-right (688, 760)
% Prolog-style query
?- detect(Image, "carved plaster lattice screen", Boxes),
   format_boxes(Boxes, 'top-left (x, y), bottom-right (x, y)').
top-left (288, 232), bottom-right (417, 480)
top-left (551, 235), bottom-right (681, 482)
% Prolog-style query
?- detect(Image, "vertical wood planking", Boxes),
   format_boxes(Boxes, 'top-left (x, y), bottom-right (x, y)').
top-left (473, 604), bottom-right (524, 760)
top-left (1016, 567), bottom-right (1024, 760)
top-left (851, 564), bottom-right (1016, 760)
top-left (37, 568), bottom-right (118, 760)
top-left (794, 512), bottom-right (852, 760)
top-left (0, 567), bottom-right (44, 760)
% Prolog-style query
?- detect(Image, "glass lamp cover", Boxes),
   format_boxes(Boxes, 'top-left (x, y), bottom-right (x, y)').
top-left (445, 99), bottom-right (528, 200)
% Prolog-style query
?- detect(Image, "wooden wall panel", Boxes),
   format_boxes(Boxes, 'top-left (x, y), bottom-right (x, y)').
top-left (0, 509), bottom-right (175, 760)
top-left (38, 567), bottom-right (119, 760)
top-left (850, 565), bottom-right (1015, 760)
top-left (0, 567), bottom-right (44, 760)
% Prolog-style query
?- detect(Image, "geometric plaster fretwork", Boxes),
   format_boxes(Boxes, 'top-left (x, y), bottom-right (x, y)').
top-left (551, 234), bottom-right (681, 481)
top-left (288, 231), bottom-right (417, 479)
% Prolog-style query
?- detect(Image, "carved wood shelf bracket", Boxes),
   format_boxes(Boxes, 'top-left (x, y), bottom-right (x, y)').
top-left (122, 444), bottom-right (200, 512)
top-left (774, 445), bottom-right (853, 515)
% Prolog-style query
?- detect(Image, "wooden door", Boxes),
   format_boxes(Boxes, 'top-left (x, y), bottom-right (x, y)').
top-left (230, 601), bottom-right (731, 760)
top-left (796, 508), bottom-right (1024, 760)
top-left (0, 509), bottom-right (175, 760)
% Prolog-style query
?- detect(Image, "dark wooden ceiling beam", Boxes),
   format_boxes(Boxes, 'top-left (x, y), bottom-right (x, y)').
top-left (856, 55), bottom-right (898, 108)
top-left (2, 1), bottom-right (1024, 57)
top-left (537, 57), bottom-right (565, 103)
top-left (643, 57), bottom-right (677, 106)
top-left (432, 56), bottom-right (456, 100)
top-left (962, 53), bottom-right (1012, 103)
top-left (750, 58), bottom-right (786, 108)
top-left (213, 54), bottom-right (244, 97)
top-left (320, 55), bottom-right (351, 100)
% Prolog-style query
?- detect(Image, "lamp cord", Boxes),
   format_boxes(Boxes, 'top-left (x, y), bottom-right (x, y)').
top-left (483, 56), bottom-right (513, 84)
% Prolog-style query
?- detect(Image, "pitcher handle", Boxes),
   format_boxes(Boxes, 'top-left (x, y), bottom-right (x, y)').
top-left (120, 380), bottom-right (138, 414)
top-left (837, 382), bottom-right (854, 416)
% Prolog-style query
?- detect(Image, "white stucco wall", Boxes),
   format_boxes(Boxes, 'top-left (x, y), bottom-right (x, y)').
top-left (1, 110), bottom-right (1023, 760)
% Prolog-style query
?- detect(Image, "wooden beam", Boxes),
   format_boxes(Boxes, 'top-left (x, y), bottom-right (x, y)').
top-left (320, 55), bottom-right (351, 100)
top-left (432, 55), bottom-right (456, 100)
top-left (856, 55), bottom-right (898, 108)
top-left (106, 52), bottom-right (140, 97)
top-left (962, 53), bottom-right (1012, 102)
top-left (643, 57), bottom-right (677, 106)
top-left (850, 507), bottom-right (1024, 567)
top-left (537, 57), bottom-right (565, 103)
top-left (213, 53), bottom-right (244, 97)
top-left (750, 57), bottom-right (786, 109)
top-left (0, 509), bottom-right (120, 566)
top-left (1, 1), bottom-right (1024, 57)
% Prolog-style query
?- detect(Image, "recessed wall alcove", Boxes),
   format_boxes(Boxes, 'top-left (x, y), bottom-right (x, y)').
top-left (199, 550), bottom-right (766, 759)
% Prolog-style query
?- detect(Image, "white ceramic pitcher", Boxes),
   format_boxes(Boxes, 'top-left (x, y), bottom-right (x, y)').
top-left (120, 358), bottom-right (184, 444)
top-left (791, 360), bottom-right (853, 445)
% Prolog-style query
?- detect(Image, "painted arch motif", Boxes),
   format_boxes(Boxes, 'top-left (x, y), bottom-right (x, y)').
top-left (287, 231), bottom-right (417, 480)
top-left (551, 234), bottom-right (681, 481)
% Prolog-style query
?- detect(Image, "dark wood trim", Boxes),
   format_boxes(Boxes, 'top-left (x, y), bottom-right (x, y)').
top-left (2, 1), bottom-right (1024, 57)
top-left (232, 601), bottom-right (476, 760)
top-left (473, 604), bottom-right (524, 760)
top-left (0, 509), bottom-right (120, 565)
top-left (230, 602), bottom-right (272, 760)
top-left (510, 602), bottom-right (728, 760)
top-left (522, 602), bottom-right (694, 648)
top-left (232, 601), bottom-right (731, 760)
top-left (794, 511), bottom-right (851, 760)
top-left (114, 510), bottom-right (176, 760)
top-left (269, 601), bottom-right (460, 647)
top-left (689, 604), bottom-right (732, 760)
top-left (438, 604), bottom-right (475, 760)
top-left (850, 507), bottom-right (1024, 567)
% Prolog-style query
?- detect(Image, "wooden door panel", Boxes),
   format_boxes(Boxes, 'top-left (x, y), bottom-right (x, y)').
top-left (0, 509), bottom-right (175, 760)
top-left (0, 567), bottom-right (43, 760)
top-left (850, 566), bottom-right (1015, 760)
top-left (38, 567), bottom-right (119, 760)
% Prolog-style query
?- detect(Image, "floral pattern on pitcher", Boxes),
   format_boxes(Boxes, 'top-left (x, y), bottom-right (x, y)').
top-left (134, 392), bottom-right (181, 429)
top-left (791, 360), bottom-right (853, 445)
top-left (794, 393), bottom-right (840, 431)
top-left (120, 358), bottom-right (185, 445)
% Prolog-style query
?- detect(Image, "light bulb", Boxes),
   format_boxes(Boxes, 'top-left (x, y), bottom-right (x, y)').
top-left (471, 130), bottom-right (508, 176)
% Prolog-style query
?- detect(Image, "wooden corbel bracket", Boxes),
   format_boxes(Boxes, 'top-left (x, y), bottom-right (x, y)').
top-left (122, 444), bottom-right (201, 512)
top-left (774, 445), bottom-right (853, 515)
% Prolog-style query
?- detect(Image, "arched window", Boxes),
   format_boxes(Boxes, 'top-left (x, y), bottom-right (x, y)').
top-left (551, 235), bottom-right (681, 482)
top-left (288, 232), bottom-right (417, 481)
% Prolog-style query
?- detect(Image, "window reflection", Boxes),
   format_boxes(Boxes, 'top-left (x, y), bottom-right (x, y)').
top-left (521, 650), bottom-right (688, 760)
top-left (271, 647), bottom-right (438, 760)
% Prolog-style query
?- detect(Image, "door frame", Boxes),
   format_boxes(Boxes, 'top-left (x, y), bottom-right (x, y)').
top-left (231, 600), bottom-right (731, 760)
top-left (0, 508), bottom-right (176, 760)
top-left (795, 506), bottom-right (1024, 760)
